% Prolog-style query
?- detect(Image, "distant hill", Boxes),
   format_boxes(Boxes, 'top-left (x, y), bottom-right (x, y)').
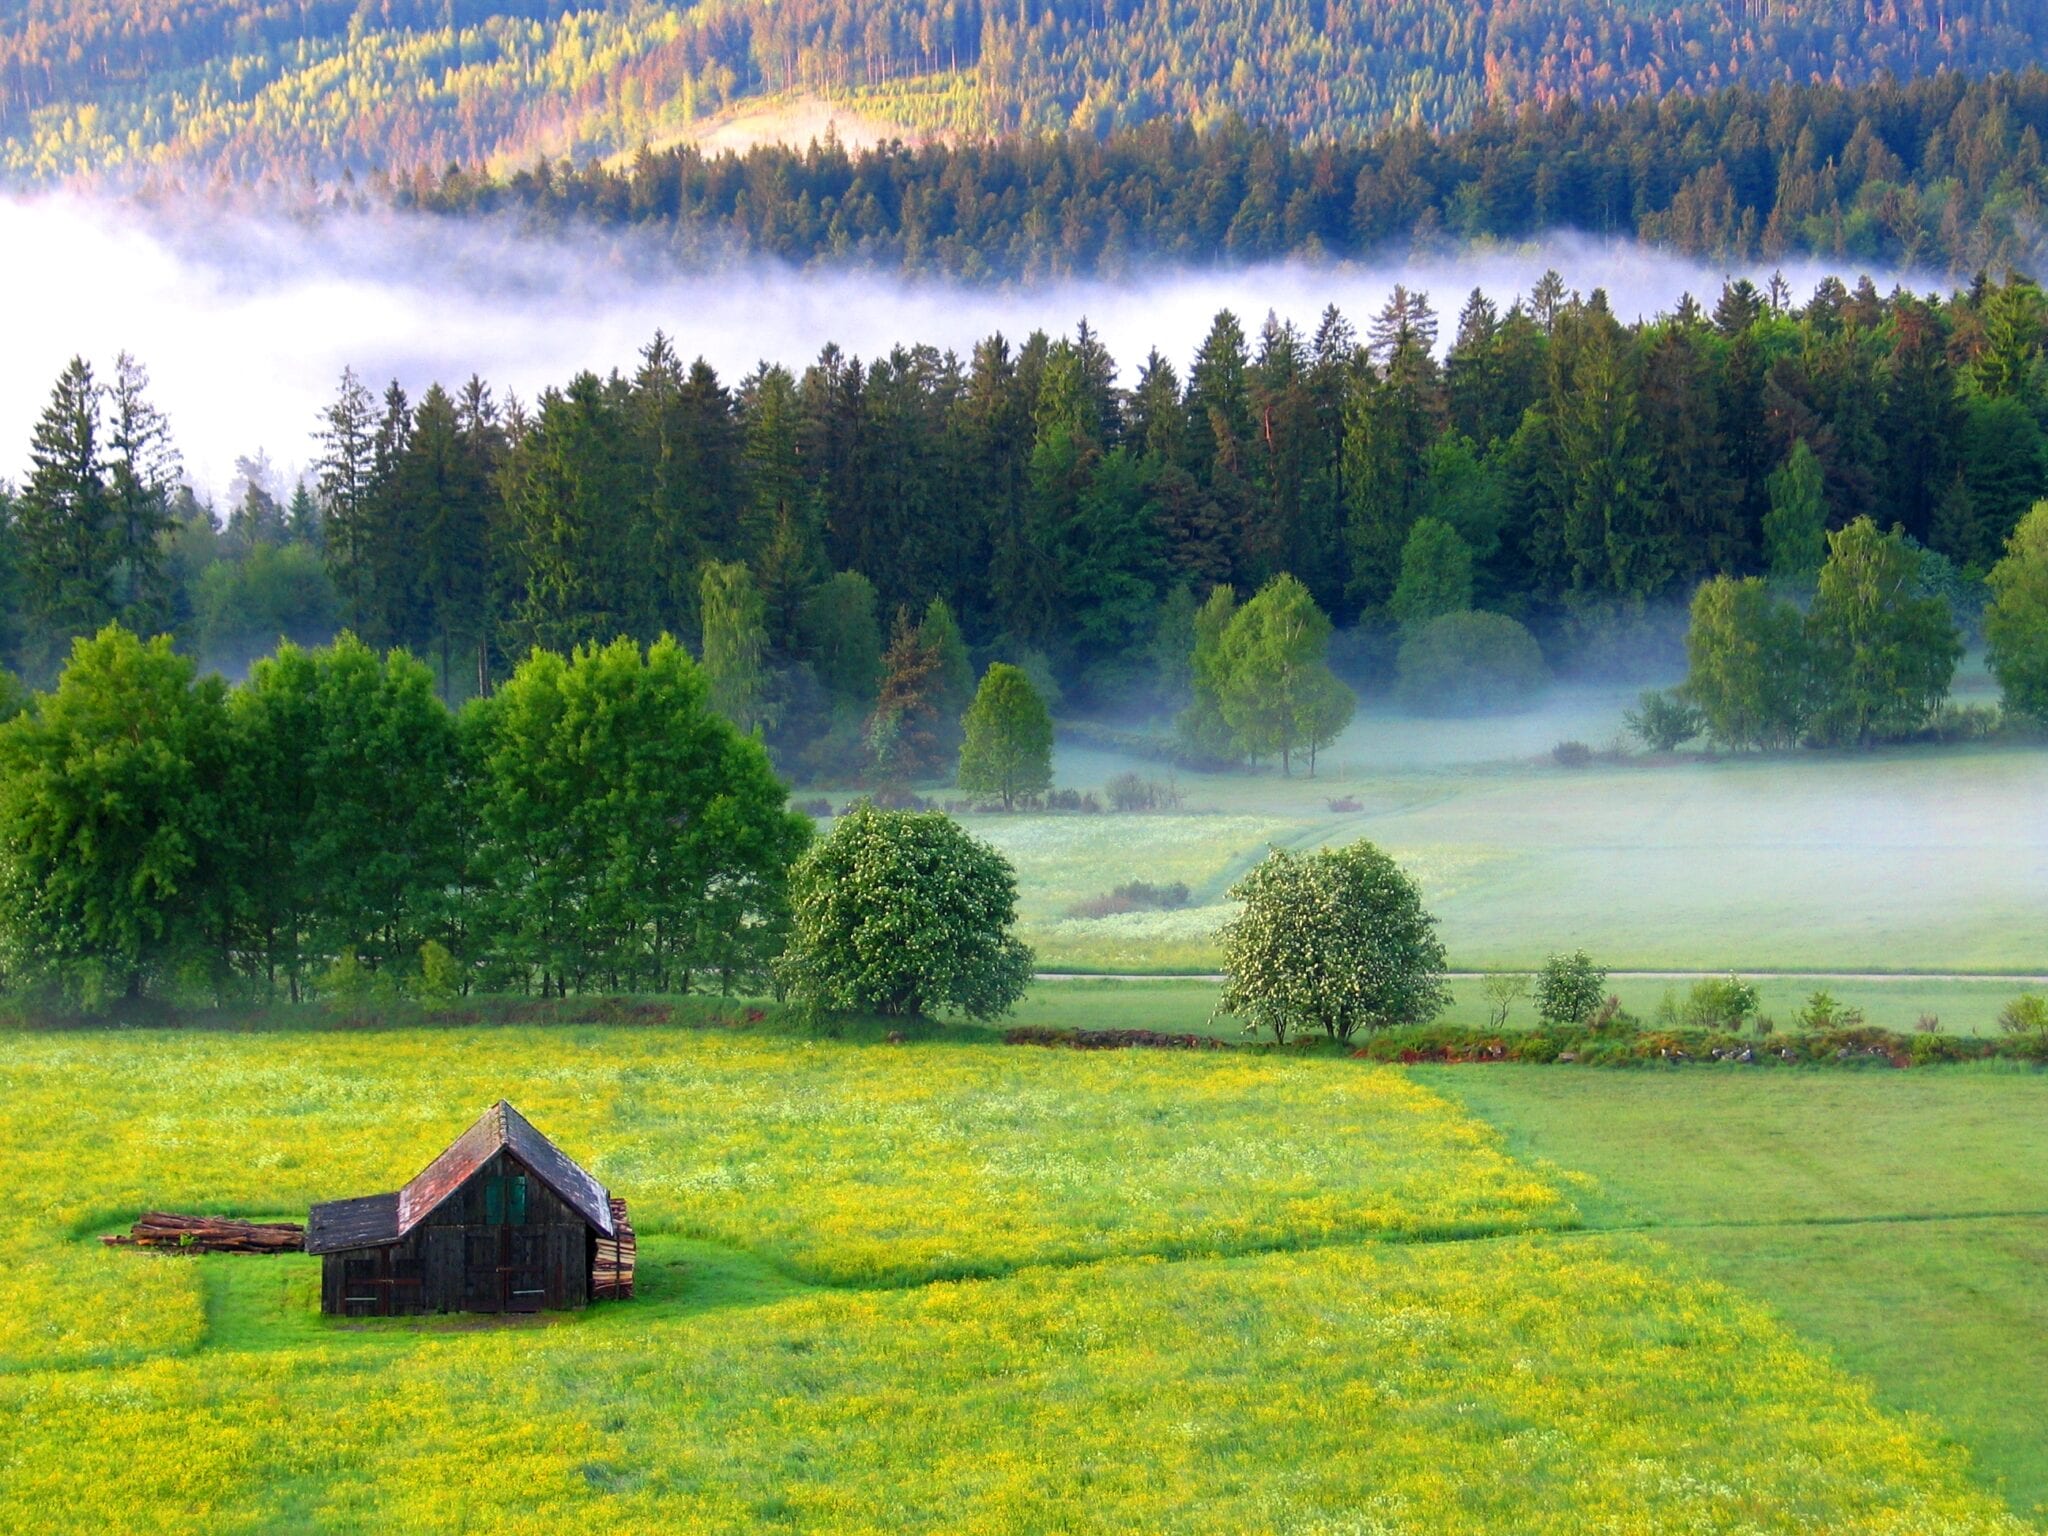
top-left (5, 0), bottom-right (2047, 184)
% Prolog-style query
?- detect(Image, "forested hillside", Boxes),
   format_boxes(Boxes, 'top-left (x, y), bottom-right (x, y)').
top-left (4, 269), bottom-right (2042, 773)
top-left (418, 73), bottom-right (2048, 278)
top-left (3, 0), bottom-right (2043, 184)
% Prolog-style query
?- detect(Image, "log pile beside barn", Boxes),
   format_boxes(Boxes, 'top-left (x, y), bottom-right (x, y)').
top-left (305, 1100), bottom-right (631, 1316)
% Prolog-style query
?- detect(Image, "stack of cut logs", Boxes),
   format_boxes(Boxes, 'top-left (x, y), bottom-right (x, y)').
top-left (101, 1212), bottom-right (305, 1253)
top-left (593, 1197), bottom-right (636, 1299)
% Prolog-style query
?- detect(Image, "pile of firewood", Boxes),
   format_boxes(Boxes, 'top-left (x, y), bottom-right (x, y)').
top-left (592, 1197), bottom-right (636, 1299)
top-left (101, 1212), bottom-right (305, 1253)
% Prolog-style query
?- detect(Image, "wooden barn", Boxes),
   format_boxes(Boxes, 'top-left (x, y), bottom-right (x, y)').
top-left (305, 1100), bottom-right (633, 1316)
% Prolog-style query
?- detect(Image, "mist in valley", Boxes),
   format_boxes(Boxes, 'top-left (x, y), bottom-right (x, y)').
top-left (0, 192), bottom-right (1944, 498)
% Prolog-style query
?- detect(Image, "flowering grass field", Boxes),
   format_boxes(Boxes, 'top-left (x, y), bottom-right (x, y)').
top-left (0, 1022), bottom-right (2039, 1532)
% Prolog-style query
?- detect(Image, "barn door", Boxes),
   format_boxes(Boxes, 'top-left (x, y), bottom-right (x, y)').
top-left (504, 1230), bottom-right (546, 1313)
top-left (464, 1230), bottom-right (504, 1312)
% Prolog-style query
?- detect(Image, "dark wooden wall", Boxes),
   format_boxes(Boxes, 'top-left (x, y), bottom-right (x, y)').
top-left (320, 1149), bottom-right (593, 1316)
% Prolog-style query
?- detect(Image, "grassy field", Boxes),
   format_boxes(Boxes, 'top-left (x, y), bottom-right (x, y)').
top-left (978, 684), bottom-right (2048, 974)
top-left (3, 1011), bottom-right (2039, 1532)
top-left (1417, 1067), bottom-right (2048, 1525)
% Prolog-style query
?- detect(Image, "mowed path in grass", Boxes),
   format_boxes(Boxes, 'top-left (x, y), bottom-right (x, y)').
top-left (0, 1025), bottom-right (2037, 1534)
top-left (1418, 1067), bottom-right (2048, 1526)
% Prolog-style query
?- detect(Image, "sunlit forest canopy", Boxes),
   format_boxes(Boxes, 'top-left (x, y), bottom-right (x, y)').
top-left (3, 0), bottom-right (2045, 183)
top-left (404, 72), bottom-right (2048, 279)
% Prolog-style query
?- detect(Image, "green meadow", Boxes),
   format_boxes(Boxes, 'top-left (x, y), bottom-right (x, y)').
top-left (2, 989), bottom-right (2045, 1532)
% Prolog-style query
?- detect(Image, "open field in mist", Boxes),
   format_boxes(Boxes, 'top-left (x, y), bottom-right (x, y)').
top-left (984, 683), bottom-right (2048, 975)
top-left (3, 1017), bottom-right (2039, 1532)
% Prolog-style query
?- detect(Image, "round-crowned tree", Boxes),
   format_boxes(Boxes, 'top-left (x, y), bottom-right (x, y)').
top-left (1217, 840), bottom-right (1449, 1044)
top-left (1394, 610), bottom-right (1549, 715)
top-left (777, 802), bottom-right (1034, 1019)
top-left (957, 662), bottom-right (1053, 808)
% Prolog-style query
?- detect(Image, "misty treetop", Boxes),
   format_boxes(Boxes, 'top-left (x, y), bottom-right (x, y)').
top-left (6, 259), bottom-right (2048, 778)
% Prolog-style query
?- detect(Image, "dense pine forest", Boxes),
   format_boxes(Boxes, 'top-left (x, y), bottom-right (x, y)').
top-left (2, 0), bottom-right (2043, 183)
top-left (412, 72), bottom-right (2048, 278)
top-left (4, 266), bottom-right (2044, 780)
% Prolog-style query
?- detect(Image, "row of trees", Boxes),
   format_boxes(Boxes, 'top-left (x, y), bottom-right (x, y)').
top-left (427, 71), bottom-right (2048, 280)
top-left (0, 627), bottom-right (811, 1006)
top-left (10, 265), bottom-right (2047, 751)
top-left (1671, 506), bottom-right (2048, 749)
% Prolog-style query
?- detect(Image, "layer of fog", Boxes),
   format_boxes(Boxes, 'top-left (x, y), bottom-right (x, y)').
top-left (0, 193), bottom-right (1946, 500)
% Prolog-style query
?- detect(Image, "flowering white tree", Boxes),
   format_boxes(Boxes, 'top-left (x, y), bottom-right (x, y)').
top-left (1216, 840), bottom-right (1448, 1044)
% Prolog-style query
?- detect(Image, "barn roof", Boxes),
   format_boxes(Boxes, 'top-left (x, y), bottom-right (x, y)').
top-left (305, 1192), bottom-right (400, 1254)
top-left (399, 1100), bottom-right (615, 1238)
top-left (306, 1101), bottom-right (613, 1254)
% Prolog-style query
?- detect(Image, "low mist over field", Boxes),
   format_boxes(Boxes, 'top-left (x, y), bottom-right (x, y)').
top-left (1, 193), bottom-right (1939, 497)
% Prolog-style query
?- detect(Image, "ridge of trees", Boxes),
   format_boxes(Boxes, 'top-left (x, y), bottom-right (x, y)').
top-left (9, 0), bottom-right (2048, 189)
top-left (395, 69), bottom-right (2048, 280)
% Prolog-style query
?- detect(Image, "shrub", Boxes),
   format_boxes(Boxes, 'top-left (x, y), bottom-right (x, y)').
top-left (1104, 771), bottom-right (1158, 811)
top-left (1481, 972), bottom-right (1530, 1028)
top-left (1326, 795), bottom-right (1363, 812)
top-left (1914, 1013), bottom-right (1943, 1034)
top-left (1623, 688), bottom-right (1704, 752)
top-left (1537, 951), bottom-right (1607, 1026)
top-left (414, 940), bottom-right (462, 1004)
top-left (1998, 993), bottom-right (2048, 1039)
top-left (1394, 611), bottom-right (1550, 715)
top-left (1066, 881), bottom-right (1193, 920)
top-left (1797, 991), bottom-right (1865, 1031)
top-left (1679, 974), bottom-right (1760, 1031)
top-left (1551, 740), bottom-right (1593, 768)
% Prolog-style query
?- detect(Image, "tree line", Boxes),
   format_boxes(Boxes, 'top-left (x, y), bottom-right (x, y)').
top-left (0, 626), bottom-right (811, 1008)
top-left (5, 264), bottom-right (2048, 780)
top-left (416, 71), bottom-right (2048, 280)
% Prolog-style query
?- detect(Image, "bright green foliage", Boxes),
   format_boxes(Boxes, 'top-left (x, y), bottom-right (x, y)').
top-left (778, 802), bottom-right (1032, 1018)
top-left (298, 636), bottom-right (464, 979)
top-left (1215, 573), bottom-right (1354, 775)
top-left (1218, 840), bottom-right (1449, 1043)
top-left (0, 626), bottom-right (233, 1004)
top-left (957, 663), bottom-right (1054, 809)
top-left (1389, 515), bottom-right (1475, 629)
top-left (1806, 516), bottom-right (1961, 746)
top-left (1395, 610), bottom-right (1548, 715)
top-left (698, 559), bottom-right (773, 736)
top-left (468, 635), bottom-right (808, 994)
top-left (1537, 950), bottom-right (1607, 1026)
top-left (1999, 993), bottom-right (2048, 1041)
top-left (1683, 576), bottom-right (1811, 749)
top-left (1623, 687), bottom-right (1704, 752)
top-left (1175, 583), bottom-right (1239, 760)
top-left (227, 642), bottom-right (323, 1001)
top-left (414, 939), bottom-right (463, 1003)
top-left (918, 596), bottom-right (975, 757)
top-left (1762, 439), bottom-right (1828, 584)
top-left (1986, 500), bottom-right (2048, 721)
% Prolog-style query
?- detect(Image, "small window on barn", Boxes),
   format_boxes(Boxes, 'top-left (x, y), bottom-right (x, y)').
top-left (483, 1174), bottom-right (528, 1225)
